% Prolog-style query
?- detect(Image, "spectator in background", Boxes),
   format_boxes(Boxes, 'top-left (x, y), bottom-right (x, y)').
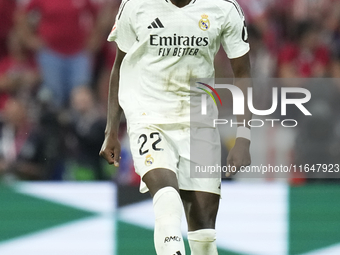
top-left (96, 42), bottom-right (116, 108)
top-left (325, 0), bottom-right (340, 78)
top-left (90, 0), bottom-right (120, 108)
top-left (0, 0), bottom-right (17, 59)
top-left (0, 98), bottom-right (45, 180)
top-left (291, 0), bottom-right (333, 23)
top-left (277, 22), bottom-right (330, 78)
top-left (67, 86), bottom-right (106, 180)
top-left (16, 0), bottom-right (103, 110)
top-left (0, 30), bottom-right (40, 111)
top-left (248, 25), bottom-right (275, 78)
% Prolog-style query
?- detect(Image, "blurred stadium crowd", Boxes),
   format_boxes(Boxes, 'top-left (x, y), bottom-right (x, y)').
top-left (0, 0), bottom-right (339, 183)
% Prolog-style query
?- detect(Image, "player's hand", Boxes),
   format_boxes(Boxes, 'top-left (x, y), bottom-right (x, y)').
top-left (99, 134), bottom-right (121, 167)
top-left (226, 138), bottom-right (251, 177)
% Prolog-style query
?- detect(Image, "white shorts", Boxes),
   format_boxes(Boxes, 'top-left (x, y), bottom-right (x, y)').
top-left (127, 123), bottom-right (221, 195)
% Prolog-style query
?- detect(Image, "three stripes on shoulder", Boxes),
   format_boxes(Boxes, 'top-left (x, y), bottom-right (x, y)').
top-left (148, 18), bottom-right (164, 29)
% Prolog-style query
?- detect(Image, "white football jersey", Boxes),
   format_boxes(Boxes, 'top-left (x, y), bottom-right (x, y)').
top-left (108, 0), bottom-right (249, 125)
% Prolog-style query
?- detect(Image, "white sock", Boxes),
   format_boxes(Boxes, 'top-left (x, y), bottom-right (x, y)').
top-left (153, 187), bottom-right (185, 255)
top-left (188, 229), bottom-right (218, 255)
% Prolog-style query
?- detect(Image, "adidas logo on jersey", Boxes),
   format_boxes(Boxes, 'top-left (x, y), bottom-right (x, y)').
top-left (148, 18), bottom-right (164, 29)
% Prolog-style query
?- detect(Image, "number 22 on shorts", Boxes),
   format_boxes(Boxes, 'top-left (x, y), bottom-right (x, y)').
top-left (138, 132), bottom-right (164, 156)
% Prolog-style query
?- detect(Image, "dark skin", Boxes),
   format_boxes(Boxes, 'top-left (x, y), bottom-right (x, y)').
top-left (170, 0), bottom-right (192, 8)
top-left (99, 49), bottom-right (125, 167)
top-left (227, 53), bottom-right (252, 176)
top-left (100, 46), bottom-right (252, 231)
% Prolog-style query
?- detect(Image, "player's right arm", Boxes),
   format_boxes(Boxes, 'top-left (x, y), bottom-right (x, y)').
top-left (100, 0), bottom-right (137, 166)
top-left (99, 48), bottom-right (126, 166)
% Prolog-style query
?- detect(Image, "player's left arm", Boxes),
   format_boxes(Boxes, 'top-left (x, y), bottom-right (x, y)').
top-left (227, 53), bottom-right (252, 176)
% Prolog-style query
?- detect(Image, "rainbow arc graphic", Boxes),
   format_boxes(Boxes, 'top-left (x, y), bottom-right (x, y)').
top-left (196, 82), bottom-right (222, 106)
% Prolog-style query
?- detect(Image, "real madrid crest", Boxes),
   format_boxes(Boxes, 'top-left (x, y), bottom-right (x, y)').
top-left (199, 14), bottom-right (210, 31)
top-left (145, 154), bottom-right (154, 166)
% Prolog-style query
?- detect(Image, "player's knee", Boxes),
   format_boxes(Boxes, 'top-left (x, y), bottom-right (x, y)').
top-left (188, 210), bottom-right (216, 230)
top-left (188, 229), bottom-right (216, 242)
top-left (153, 186), bottom-right (182, 220)
top-left (143, 168), bottom-right (179, 196)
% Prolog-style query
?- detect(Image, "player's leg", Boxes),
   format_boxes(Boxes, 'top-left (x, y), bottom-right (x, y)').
top-left (180, 190), bottom-right (219, 255)
top-left (128, 124), bottom-right (185, 255)
top-left (176, 125), bottom-right (221, 255)
top-left (143, 169), bottom-right (186, 255)
top-left (142, 168), bottom-right (179, 197)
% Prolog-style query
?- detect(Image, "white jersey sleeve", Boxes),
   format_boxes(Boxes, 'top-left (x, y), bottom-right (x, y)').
top-left (221, 0), bottom-right (250, 59)
top-left (107, 0), bottom-right (137, 53)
